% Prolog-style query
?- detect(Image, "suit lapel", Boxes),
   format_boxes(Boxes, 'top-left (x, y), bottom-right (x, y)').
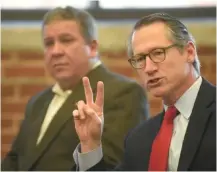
top-left (25, 65), bottom-right (106, 170)
top-left (34, 81), bottom-right (88, 152)
top-left (23, 89), bottom-right (54, 170)
top-left (26, 96), bottom-right (53, 152)
top-left (177, 79), bottom-right (215, 171)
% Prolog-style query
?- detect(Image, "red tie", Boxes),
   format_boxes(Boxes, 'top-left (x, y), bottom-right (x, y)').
top-left (148, 106), bottom-right (177, 171)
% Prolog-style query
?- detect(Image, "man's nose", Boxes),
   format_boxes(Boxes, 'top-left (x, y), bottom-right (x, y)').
top-left (144, 56), bottom-right (157, 74)
top-left (52, 42), bottom-right (64, 56)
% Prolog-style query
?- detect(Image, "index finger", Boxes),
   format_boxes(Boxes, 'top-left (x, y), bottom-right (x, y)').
top-left (95, 81), bottom-right (104, 112)
top-left (82, 77), bottom-right (93, 104)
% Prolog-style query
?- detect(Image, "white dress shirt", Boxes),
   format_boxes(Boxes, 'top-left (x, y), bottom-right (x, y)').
top-left (167, 76), bottom-right (202, 171)
top-left (73, 76), bottom-right (203, 171)
top-left (37, 59), bottom-right (102, 145)
top-left (36, 83), bottom-right (72, 144)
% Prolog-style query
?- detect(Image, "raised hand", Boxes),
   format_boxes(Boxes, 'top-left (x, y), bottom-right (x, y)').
top-left (73, 76), bottom-right (104, 153)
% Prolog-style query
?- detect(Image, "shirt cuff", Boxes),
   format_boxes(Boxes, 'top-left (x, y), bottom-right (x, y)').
top-left (73, 144), bottom-right (103, 171)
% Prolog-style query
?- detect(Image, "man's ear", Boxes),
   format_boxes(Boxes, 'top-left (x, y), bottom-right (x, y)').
top-left (89, 40), bottom-right (98, 58)
top-left (186, 41), bottom-right (196, 63)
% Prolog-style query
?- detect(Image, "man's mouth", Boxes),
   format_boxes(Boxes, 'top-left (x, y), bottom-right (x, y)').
top-left (53, 63), bottom-right (67, 67)
top-left (147, 78), bottom-right (162, 87)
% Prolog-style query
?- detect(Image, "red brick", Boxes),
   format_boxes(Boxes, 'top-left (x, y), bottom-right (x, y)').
top-left (1, 150), bottom-right (8, 158)
top-left (1, 143), bottom-right (10, 150)
top-left (1, 51), bottom-right (14, 61)
top-left (3, 66), bottom-right (45, 77)
top-left (150, 99), bottom-right (163, 115)
top-left (101, 51), bottom-right (128, 59)
top-left (17, 50), bottom-right (44, 61)
top-left (1, 113), bottom-right (25, 124)
top-left (109, 66), bottom-right (136, 77)
top-left (1, 118), bottom-right (13, 128)
top-left (20, 84), bottom-right (48, 97)
top-left (200, 66), bottom-right (208, 75)
top-left (210, 61), bottom-right (216, 73)
top-left (1, 113), bottom-right (13, 120)
top-left (1, 85), bottom-right (15, 97)
top-left (210, 75), bottom-right (216, 85)
top-left (14, 114), bottom-right (25, 122)
top-left (151, 108), bottom-right (163, 117)
top-left (1, 144), bottom-right (11, 158)
top-left (150, 98), bottom-right (162, 105)
top-left (2, 102), bottom-right (26, 113)
top-left (1, 135), bottom-right (15, 145)
top-left (198, 45), bottom-right (216, 56)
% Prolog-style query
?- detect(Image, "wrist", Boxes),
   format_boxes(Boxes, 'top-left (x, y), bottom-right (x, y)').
top-left (80, 141), bottom-right (101, 153)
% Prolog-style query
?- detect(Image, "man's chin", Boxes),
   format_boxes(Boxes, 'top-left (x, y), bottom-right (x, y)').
top-left (149, 87), bottom-right (166, 98)
top-left (54, 75), bottom-right (73, 82)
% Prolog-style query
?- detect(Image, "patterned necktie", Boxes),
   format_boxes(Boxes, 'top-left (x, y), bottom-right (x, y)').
top-left (148, 106), bottom-right (177, 171)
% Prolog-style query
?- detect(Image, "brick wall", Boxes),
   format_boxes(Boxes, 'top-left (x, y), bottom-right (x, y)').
top-left (1, 22), bottom-right (216, 158)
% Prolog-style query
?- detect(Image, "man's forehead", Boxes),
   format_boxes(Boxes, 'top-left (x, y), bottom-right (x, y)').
top-left (131, 23), bottom-right (172, 54)
top-left (133, 22), bottom-right (168, 37)
top-left (43, 20), bottom-right (80, 35)
top-left (45, 19), bottom-right (78, 28)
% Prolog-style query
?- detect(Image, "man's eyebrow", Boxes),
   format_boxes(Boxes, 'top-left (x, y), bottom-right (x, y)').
top-left (59, 33), bottom-right (74, 37)
top-left (134, 46), bottom-right (165, 57)
top-left (44, 33), bottom-right (73, 39)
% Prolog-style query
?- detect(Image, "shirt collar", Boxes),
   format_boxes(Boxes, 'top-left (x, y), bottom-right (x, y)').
top-left (91, 59), bottom-right (101, 69)
top-left (164, 76), bottom-right (202, 120)
top-left (52, 59), bottom-right (101, 97)
top-left (52, 83), bottom-right (72, 97)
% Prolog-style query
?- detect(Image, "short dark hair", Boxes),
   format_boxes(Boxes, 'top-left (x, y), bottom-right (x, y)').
top-left (128, 13), bottom-right (200, 74)
top-left (42, 6), bottom-right (97, 44)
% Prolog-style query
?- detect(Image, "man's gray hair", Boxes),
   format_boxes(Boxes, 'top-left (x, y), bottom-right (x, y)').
top-left (127, 13), bottom-right (200, 74)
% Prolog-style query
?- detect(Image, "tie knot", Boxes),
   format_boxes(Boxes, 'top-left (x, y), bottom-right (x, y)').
top-left (164, 106), bottom-right (177, 122)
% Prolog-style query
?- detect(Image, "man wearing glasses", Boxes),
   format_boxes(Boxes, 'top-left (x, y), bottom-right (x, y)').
top-left (72, 13), bottom-right (216, 171)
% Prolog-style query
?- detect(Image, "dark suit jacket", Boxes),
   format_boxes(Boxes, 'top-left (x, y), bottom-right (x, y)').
top-left (1, 65), bottom-right (149, 171)
top-left (88, 78), bottom-right (216, 171)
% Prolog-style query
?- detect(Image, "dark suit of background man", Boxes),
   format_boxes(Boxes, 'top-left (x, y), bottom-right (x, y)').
top-left (1, 6), bottom-right (149, 171)
top-left (72, 13), bottom-right (216, 171)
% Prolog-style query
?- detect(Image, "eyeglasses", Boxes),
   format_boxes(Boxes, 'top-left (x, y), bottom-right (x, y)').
top-left (128, 44), bottom-right (179, 69)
